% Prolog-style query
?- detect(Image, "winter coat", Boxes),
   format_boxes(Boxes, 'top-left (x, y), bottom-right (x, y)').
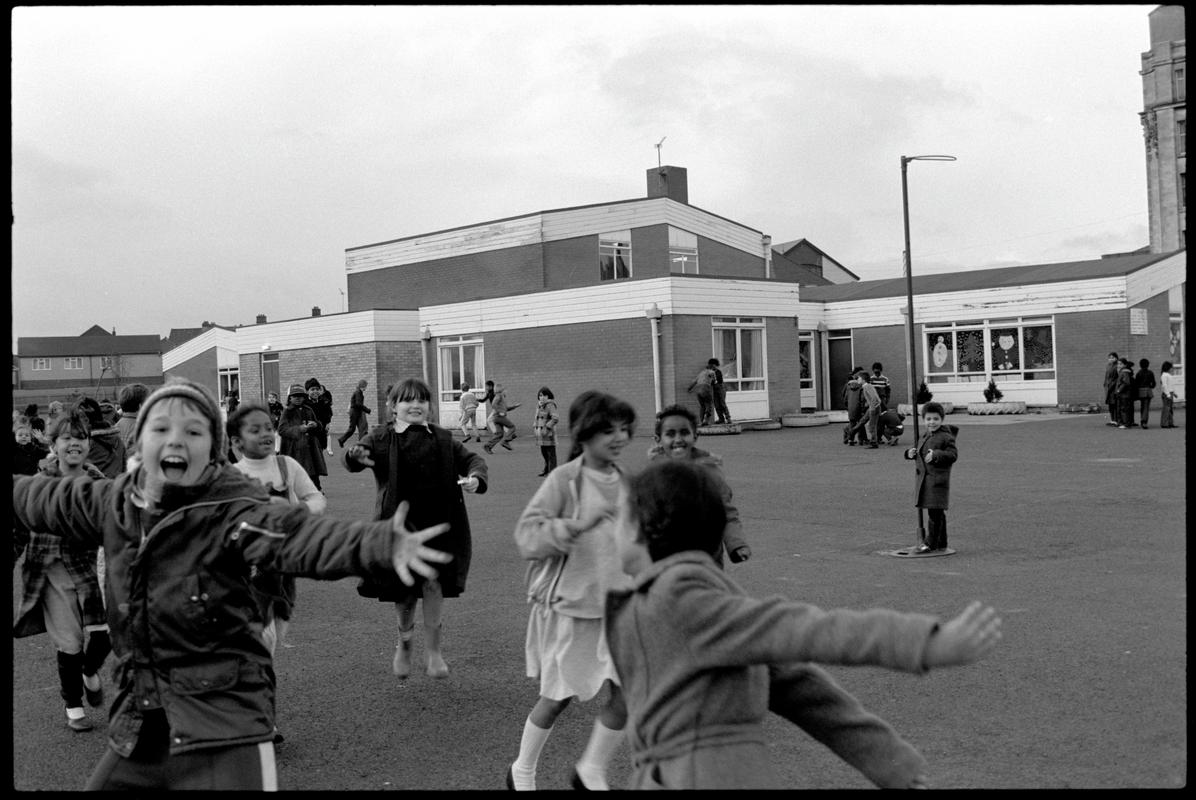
top-left (904, 424), bottom-right (959, 510)
top-left (277, 404), bottom-right (327, 478)
top-left (310, 390), bottom-right (335, 429)
top-left (344, 421), bottom-right (487, 598)
top-left (115, 412), bottom-right (139, 455)
top-left (644, 444), bottom-right (748, 566)
top-left (513, 455), bottom-right (630, 619)
top-left (1115, 365), bottom-right (1134, 398)
top-left (842, 379), bottom-right (863, 418)
top-left (604, 552), bottom-right (939, 789)
top-left (13, 461), bottom-right (109, 638)
top-left (1135, 368), bottom-right (1156, 399)
top-left (11, 463), bottom-right (405, 757)
top-left (1103, 360), bottom-right (1120, 394)
top-left (87, 426), bottom-right (128, 478)
top-left (532, 399), bottom-right (559, 446)
top-left (12, 440), bottom-right (48, 475)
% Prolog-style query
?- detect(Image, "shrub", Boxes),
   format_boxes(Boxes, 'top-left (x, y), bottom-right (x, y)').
top-left (915, 381), bottom-right (934, 404)
top-left (983, 379), bottom-right (1004, 403)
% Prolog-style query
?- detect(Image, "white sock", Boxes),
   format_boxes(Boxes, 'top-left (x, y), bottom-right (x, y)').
top-left (66, 706), bottom-right (86, 720)
top-left (574, 719), bottom-right (624, 790)
top-left (511, 718), bottom-right (553, 790)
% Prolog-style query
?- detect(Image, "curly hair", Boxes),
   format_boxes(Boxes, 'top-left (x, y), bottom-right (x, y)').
top-left (629, 459), bottom-right (726, 562)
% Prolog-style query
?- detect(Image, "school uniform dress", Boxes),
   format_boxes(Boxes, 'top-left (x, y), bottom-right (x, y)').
top-left (604, 552), bottom-right (939, 789)
top-left (346, 420), bottom-right (487, 601)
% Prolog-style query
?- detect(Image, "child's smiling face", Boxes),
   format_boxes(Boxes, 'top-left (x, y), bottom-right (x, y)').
top-left (923, 411), bottom-right (943, 433)
top-left (393, 396), bottom-right (429, 426)
top-left (139, 398), bottom-right (213, 486)
top-left (14, 426), bottom-right (32, 445)
top-left (54, 429), bottom-right (90, 470)
top-left (234, 409), bottom-right (276, 460)
top-left (582, 422), bottom-right (632, 470)
top-left (655, 414), bottom-right (697, 459)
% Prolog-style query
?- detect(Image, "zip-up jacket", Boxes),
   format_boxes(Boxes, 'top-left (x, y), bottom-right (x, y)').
top-left (12, 464), bottom-right (404, 758)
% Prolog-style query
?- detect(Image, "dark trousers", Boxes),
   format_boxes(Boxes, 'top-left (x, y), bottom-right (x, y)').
top-left (84, 709), bottom-right (276, 790)
top-left (539, 445), bottom-right (558, 474)
top-left (844, 412), bottom-right (868, 444)
top-left (486, 415), bottom-right (516, 448)
top-left (1160, 395), bottom-right (1175, 427)
top-left (1119, 395), bottom-right (1135, 427)
top-left (925, 508), bottom-right (947, 550)
top-left (1106, 390), bottom-right (1119, 423)
top-left (1137, 397), bottom-right (1153, 427)
top-left (337, 412), bottom-right (367, 447)
top-left (712, 385), bottom-right (732, 423)
top-left (694, 387), bottom-right (714, 426)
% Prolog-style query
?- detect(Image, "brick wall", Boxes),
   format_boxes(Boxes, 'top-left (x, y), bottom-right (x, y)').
top-left (849, 325), bottom-right (909, 402)
top-left (1054, 296), bottom-right (1173, 406)
top-left (766, 318), bottom-right (804, 414)
top-left (348, 243), bottom-right (545, 308)
top-left (543, 235), bottom-right (601, 289)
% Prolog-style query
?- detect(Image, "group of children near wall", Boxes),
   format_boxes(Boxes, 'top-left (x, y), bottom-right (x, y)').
top-left (1103, 352), bottom-right (1180, 430)
top-left (12, 376), bottom-right (1002, 790)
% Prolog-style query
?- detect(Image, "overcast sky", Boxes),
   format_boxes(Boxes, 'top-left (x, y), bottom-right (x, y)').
top-left (11, 4), bottom-right (1160, 348)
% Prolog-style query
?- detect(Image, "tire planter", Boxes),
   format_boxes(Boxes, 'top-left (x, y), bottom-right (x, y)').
top-left (781, 412), bottom-right (829, 427)
top-left (966, 401), bottom-right (1026, 415)
top-left (896, 402), bottom-right (954, 417)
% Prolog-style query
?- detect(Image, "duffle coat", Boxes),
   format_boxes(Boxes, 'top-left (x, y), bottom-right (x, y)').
top-left (277, 405), bottom-right (327, 478)
top-left (11, 464), bottom-right (406, 758)
top-left (604, 552), bottom-right (939, 789)
top-left (907, 424), bottom-right (959, 509)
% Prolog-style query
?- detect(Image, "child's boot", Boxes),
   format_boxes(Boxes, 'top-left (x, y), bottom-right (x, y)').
top-left (82, 629), bottom-right (111, 707)
top-left (425, 622), bottom-right (449, 678)
top-left (56, 651), bottom-right (93, 731)
top-left (392, 625), bottom-right (415, 678)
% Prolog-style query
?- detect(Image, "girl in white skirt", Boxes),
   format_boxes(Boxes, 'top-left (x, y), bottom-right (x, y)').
top-left (509, 390), bottom-right (637, 790)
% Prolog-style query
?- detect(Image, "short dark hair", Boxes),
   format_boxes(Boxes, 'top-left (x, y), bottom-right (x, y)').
top-left (567, 390), bottom-right (637, 460)
top-left (872, 362), bottom-right (883, 371)
top-left (538, 386), bottom-right (554, 400)
top-left (118, 383), bottom-right (150, 413)
top-left (47, 411), bottom-right (91, 442)
top-left (226, 402), bottom-right (273, 441)
top-left (654, 404), bottom-right (698, 437)
top-left (707, 358), bottom-right (720, 367)
top-left (388, 378), bottom-right (433, 404)
top-left (23, 403), bottom-right (39, 417)
top-left (630, 460), bottom-right (726, 562)
top-left (1161, 361), bottom-right (1173, 372)
top-left (1139, 358), bottom-right (1150, 369)
top-left (1108, 352), bottom-right (1119, 358)
top-left (922, 401), bottom-right (946, 418)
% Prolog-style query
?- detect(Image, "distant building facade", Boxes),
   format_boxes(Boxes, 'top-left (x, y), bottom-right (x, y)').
top-left (1141, 4), bottom-right (1186, 253)
top-left (15, 325), bottom-right (164, 399)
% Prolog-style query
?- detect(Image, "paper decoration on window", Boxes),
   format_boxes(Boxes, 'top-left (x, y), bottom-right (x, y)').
top-left (1130, 308), bottom-right (1148, 335)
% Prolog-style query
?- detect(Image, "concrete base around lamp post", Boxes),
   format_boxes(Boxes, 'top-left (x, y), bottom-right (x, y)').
top-left (876, 547), bottom-right (958, 558)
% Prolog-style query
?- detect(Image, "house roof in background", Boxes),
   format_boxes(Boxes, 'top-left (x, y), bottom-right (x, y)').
top-left (18, 334), bottom-right (165, 358)
top-left (800, 251), bottom-right (1180, 302)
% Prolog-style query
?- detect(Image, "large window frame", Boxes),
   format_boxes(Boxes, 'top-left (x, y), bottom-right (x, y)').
top-left (922, 317), bottom-right (1056, 383)
top-left (668, 227), bottom-right (699, 274)
top-left (260, 353), bottom-right (280, 401)
top-left (32, 358), bottom-right (51, 371)
top-left (437, 335), bottom-right (485, 404)
top-left (711, 317), bottom-right (767, 392)
top-left (63, 357), bottom-right (83, 370)
top-left (1169, 314), bottom-right (1184, 379)
top-left (599, 230), bottom-right (632, 281)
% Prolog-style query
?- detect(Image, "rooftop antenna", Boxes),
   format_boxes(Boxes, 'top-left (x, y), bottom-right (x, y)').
top-left (655, 136), bottom-right (666, 171)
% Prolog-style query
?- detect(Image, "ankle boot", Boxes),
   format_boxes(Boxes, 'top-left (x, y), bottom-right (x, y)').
top-left (56, 650), bottom-right (86, 710)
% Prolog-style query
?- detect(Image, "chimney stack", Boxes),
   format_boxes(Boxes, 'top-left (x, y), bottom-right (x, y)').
top-left (646, 165), bottom-right (688, 204)
top-left (256, 314), bottom-right (267, 325)
top-left (312, 306), bottom-right (321, 317)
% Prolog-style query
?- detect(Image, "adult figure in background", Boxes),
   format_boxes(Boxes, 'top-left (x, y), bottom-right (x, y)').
top-left (708, 358), bottom-right (733, 425)
top-left (687, 362), bottom-right (717, 427)
top-left (305, 378), bottom-right (335, 455)
top-left (870, 362), bottom-right (892, 410)
top-left (1115, 358), bottom-right (1136, 429)
top-left (1103, 352), bottom-right (1121, 426)
top-left (1133, 358), bottom-right (1157, 429)
top-left (114, 383), bottom-right (149, 456)
top-left (337, 379), bottom-right (372, 447)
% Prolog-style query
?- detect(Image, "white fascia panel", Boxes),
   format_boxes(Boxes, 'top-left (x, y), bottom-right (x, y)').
top-left (1125, 251), bottom-right (1186, 306)
top-left (161, 328), bottom-right (239, 371)
top-left (346, 215), bottom-right (544, 274)
top-left (820, 277), bottom-right (1129, 328)
top-left (418, 278), bottom-right (800, 337)
top-left (234, 310), bottom-right (421, 353)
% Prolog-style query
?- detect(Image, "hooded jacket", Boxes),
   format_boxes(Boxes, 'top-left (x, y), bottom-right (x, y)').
top-left (11, 463), bottom-right (403, 757)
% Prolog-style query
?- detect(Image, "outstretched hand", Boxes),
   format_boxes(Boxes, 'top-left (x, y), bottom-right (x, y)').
top-left (347, 444), bottom-right (375, 467)
top-left (923, 601), bottom-right (1002, 668)
top-left (390, 501), bottom-right (452, 586)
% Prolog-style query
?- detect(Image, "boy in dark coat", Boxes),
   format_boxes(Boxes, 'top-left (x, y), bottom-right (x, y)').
top-left (903, 401), bottom-right (958, 552)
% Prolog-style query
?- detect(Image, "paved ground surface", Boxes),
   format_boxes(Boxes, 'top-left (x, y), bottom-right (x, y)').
top-left (11, 408), bottom-right (1187, 789)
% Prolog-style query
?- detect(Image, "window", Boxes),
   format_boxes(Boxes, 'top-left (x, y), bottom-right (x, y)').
top-left (63, 357), bottom-right (83, 370)
top-left (668, 227), bottom-right (699, 274)
top-left (438, 335), bottom-right (484, 403)
top-left (712, 317), bottom-right (766, 392)
top-left (923, 318), bottom-right (1055, 382)
top-left (260, 353), bottom-right (280, 400)
top-left (100, 356), bottom-right (114, 370)
top-left (1175, 66), bottom-right (1185, 103)
top-left (599, 230), bottom-right (631, 281)
top-left (1178, 119), bottom-right (1186, 157)
top-left (219, 368), bottom-right (239, 401)
top-left (1169, 315), bottom-right (1183, 380)
top-left (32, 358), bottom-right (51, 371)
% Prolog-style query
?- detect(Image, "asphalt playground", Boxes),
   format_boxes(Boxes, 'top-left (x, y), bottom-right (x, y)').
top-left (10, 407), bottom-right (1187, 789)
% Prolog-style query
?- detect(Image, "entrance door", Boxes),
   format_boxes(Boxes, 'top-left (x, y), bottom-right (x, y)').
top-left (798, 333), bottom-right (815, 410)
top-left (827, 331), bottom-right (854, 410)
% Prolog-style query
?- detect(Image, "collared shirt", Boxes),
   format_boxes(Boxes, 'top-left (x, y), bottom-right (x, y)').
top-left (392, 420), bottom-right (432, 434)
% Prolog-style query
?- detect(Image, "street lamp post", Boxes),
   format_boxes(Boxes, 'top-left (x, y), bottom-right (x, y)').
top-left (900, 154), bottom-right (955, 549)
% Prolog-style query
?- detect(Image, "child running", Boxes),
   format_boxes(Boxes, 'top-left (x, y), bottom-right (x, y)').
top-left (10, 379), bottom-right (452, 790)
top-left (508, 390), bottom-right (637, 791)
top-left (645, 403), bottom-right (750, 565)
top-left (13, 412), bottom-right (112, 733)
top-left (459, 382), bottom-right (480, 443)
top-left (605, 458), bottom-right (1002, 789)
top-left (343, 377), bottom-right (488, 679)
top-left (227, 403), bottom-right (327, 655)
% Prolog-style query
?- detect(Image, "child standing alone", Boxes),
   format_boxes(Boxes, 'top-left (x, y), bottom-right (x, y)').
top-left (903, 401), bottom-right (959, 553)
top-left (532, 386), bottom-right (559, 477)
top-left (508, 390), bottom-right (637, 791)
top-left (343, 378), bottom-right (488, 679)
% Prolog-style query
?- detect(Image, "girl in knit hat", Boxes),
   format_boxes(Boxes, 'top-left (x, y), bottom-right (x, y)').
top-left (11, 378), bottom-right (452, 790)
top-left (279, 383), bottom-right (328, 491)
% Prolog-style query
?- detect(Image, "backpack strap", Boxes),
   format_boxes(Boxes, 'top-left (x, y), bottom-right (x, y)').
top-left (274, 454), bottom-right (290, 494)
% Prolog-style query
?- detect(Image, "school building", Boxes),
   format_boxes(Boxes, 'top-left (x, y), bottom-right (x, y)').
top-left (162, 166), bottom-right (1186, 429)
